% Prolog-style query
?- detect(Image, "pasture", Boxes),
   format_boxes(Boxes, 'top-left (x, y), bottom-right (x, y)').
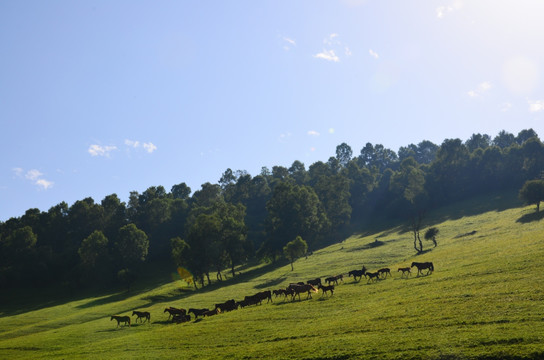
top-left (1, 193), bottom-right (543, 359)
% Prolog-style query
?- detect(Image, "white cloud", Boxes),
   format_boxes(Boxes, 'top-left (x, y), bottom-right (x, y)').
top-left (282, 37), bottom-right (296, 51)
top-left (25, 169), bottom-right (43, 181)
top-left (283, 37), bottom-right (296, 46)
top-left (36, 179), bottom-right (54, 190)
top-left (436, 1), bottom-right (463, 19)
top-left (308, 130), bottom-right (320, 136)
top-left (468, 81), bottom-right (491, 97)
top-left (13, 168), bottom-right (54, 190)
top-left (529, 100), bottom-right (544, 112)
top-left (369, 49), bottom-right (379, 59)
top-left (143, 142), bottom-right (157, 153)
top-left (324, 33), bottom-right (339, 46)
top-left (279, 132), bottom-right (292, 142)
top-left (125, 139), bottom-right (140, 148)
top-left (314, 49), bottom-right (340, 62)
top-left (88, 144), bottom-right (117, 157)
top-left (315, 34), bottom-right (350, 62)
top-left (12, 168), bottom-right (23, 177)
top-left (500, 102), bottom-right (513, 112)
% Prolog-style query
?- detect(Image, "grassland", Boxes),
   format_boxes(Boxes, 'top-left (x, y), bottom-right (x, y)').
top-left (1, 192), bottom-right (543, 359)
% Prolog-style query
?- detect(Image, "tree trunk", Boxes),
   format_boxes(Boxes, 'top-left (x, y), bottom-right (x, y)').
top-left (432, 236), bottom-right (437, 247)
top-left (290, 261), bottom-right (294, 271)
top-left (417, 231), bottom-right (423, 252)
top-left (206, 272), bottom-right (211, 286)
top-left (413, 230), bottom-right (419, 253)
top-left (231, 264), bottom-right (236, 278)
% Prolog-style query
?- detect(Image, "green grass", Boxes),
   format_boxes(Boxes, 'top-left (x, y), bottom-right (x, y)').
top-left (1, 192), bottom-right (543, 359)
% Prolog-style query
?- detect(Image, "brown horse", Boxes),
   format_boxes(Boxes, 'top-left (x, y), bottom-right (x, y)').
top-left (111, 315), bottom-right (131, 327)
top-left (349, 266), bottom-right (366, 281)
top-left (325, 274), bottom-right (344, 285)
top-left (132, 311), bottom-right (150, 323)
top-left (188, 308), bottom-right (209, 319)
top-left (378, 268), bottom-right (391, 278)
top-left (411, 262), bottom-right (434, 276)
top-left (318, 283), bottom-right (334, 296)
top-left (397, 267), bottom-right (411, 278)
top-left (288, 283), bottom-right (318, 301)
top-left (365, 271), bottom-right (380, 283)
top-left (164, 307), bottom-right (186, 320)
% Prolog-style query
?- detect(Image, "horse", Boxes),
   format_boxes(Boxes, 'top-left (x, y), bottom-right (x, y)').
top-left (132, 310), bottom-right (150, 323)
top-left (164, 307), bottom-right (186, 320)
top-left (111, 315), bottom-right (131, 327)
top-left (288, 283), bottom-right (318, 301)
top-left (378, 268), bottom-right (391, 278)
top-left (255, 290), bottom-right (273, 303)
top-left (172, 314), bottom-right (191, 323)
top-left (307, 278), bottom-right (322, 287)
top-left (348, 268), bottom-right (366, 282)
top-left (215, 299), bottom-right (237, 312)
top-left (203, 308), bottom-right (220, 317)
top-left (318, 283), bottom-right (334, 296)
top-left (365, 271), bottom-right (380, 283)
top-left (188, 308), bottom-right (209, 319)
top-left (397, 267), bottom-right (411, 278)
top-left (411, 262), bottom-right (434, 276)
top-left (325, 274), bottom-right (343, 285)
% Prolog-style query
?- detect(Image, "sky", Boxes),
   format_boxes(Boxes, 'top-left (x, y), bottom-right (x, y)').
top-left (2, 1), bottom-right (544, 221)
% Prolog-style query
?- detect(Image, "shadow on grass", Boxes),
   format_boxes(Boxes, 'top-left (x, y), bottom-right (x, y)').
top-left (346, 240), bottom-right (385, 252)
top-left (516, 210), bottom-right (544, 223)
top-left (254, 276), bottom-right (287, 289)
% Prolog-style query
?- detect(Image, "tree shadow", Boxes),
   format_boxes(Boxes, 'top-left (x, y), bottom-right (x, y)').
top-left (516, 211), bottom-right (544, 223)
top-left (254, 276), bottom-right (287, 289)
top-left (346, 240), bottom-right (385, 252)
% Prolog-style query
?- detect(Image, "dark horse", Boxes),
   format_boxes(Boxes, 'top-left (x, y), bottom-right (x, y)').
top-left (349, 266), bottom-right (367, 281)
top-left (318, 283), bottom-right (334, 296)
top-left (411, 261), bottom-right (434, 276)
top-left (288, 283), bottom-right (318, 301)
top-left (132, 310), bottom-right (150, 323)
top-left (188, 308), bottom-right (209, 319)
top-left (164, 307), bottom-right (186, 320)
top-left (111, 315), bottom-right (131, 327)
top-left (378, 268), bottom-right (391, 278)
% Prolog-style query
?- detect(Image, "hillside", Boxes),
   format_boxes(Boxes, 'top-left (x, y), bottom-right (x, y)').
top-left (0, 192), bottom-right (543, 360)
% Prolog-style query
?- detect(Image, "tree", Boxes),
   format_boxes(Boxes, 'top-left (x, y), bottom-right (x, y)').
top-left (516, 128), bottom-right (539, 145)
top-left (390, 158), bottom-right (428, 252)
top-left (116, 224), bottom-right (149, 267)
top-left (265, 182), bottom-right (329, 261)
top-left (171, 182), bottom-right (191, 200)
top-left (336, 142), bottom-right (353, 167)
top-left (6, 226), bottom-right (37, 251)
top-left (493, 130), bottom-right (515, 149)
top-left (465, 133), bottom-right (491, 152)
top-left (186, 213), bottom-right (222, 286)
top-left (519, 179), bottom-right (544, 212)
top-left (78, 230), bottom-right (109, 268)
top-left (424, 227), bottom-right (439, 247)
top-left (283, 236), bottom-right (308, 271)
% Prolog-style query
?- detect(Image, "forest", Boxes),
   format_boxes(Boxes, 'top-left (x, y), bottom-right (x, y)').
top-left (1, 128), bottom-right (542, 291)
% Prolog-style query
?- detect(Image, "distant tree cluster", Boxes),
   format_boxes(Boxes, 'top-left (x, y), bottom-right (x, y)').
top-left (1, 129), bottom-right (542, 291)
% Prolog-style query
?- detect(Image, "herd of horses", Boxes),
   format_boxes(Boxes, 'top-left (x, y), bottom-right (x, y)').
top-left (110, 261), bottom-right (434, 327)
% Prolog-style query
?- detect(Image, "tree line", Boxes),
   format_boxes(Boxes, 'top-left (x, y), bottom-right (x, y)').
top-left (1, 128), bottom-right (542, 291)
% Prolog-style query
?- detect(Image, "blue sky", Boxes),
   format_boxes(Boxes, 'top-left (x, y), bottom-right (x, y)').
top-left (2, 1), bottom-right (544, 221)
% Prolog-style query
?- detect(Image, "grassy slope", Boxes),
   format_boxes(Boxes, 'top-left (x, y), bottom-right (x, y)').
top-left (1, 192), bottom-right (543, 360)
